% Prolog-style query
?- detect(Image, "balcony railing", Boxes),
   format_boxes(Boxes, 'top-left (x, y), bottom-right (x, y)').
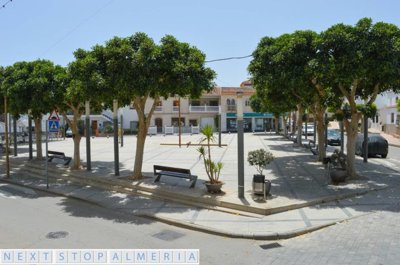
top-left (226, 105), bottom-right (236, 112)
top-left (189, 105), bottom-right (220, 113)
top-left (155, 106), bottom-right (163, 112)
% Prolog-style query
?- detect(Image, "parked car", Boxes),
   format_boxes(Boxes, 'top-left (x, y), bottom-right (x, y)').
top-left (65, 128), bottom-right (73, 137)
top-left (302, 124), bottom-right (314, 135)
top-left (327, 129), bottom-right (341, 146)
top-left (355, 134), bottom-right (388, 158)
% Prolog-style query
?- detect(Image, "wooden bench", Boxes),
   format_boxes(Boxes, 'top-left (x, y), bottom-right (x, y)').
top-left (153, 165), bottom-right (197, 188)
top-left (47, 151), bottom-right (72, 166)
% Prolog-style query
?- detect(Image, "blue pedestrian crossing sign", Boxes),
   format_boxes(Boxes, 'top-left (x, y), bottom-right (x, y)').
top-left (48, 120), bottom-right (60, 133)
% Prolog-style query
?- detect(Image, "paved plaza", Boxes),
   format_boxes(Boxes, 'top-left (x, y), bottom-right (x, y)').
top-left (1, 132), bottom-right (400, 239)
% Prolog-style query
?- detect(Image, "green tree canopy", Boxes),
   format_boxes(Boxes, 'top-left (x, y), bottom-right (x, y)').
top-left (2, 60), bottom-right (65, 158)
top-left (318, 18), bottom-right (400, 177)
top-left (91, 32), bottom-right (216, 179)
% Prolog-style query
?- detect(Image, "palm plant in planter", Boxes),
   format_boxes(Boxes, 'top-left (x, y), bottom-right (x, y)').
top-left (197, 125), bottom-right (223, 193)
top-left (247, 149), bottom-right (274, 195)
top-left (328, 149), bottom-right (347, 184)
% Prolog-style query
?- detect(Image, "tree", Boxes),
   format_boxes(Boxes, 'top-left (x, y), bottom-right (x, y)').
top-left (397, 97), bottom-right (400, 112)
top-left (250, 88), bottom-right (296, 135)
top-left (55, 49), bottom-right (105, 170)
top-left (3, 60), bottom-right (64, 159)
top-left (92, 32), bottom-right (215, 179)
top-left (318, 18), bottom-right (400, 178)
top-left (249, 30), bottom-right (337, 160)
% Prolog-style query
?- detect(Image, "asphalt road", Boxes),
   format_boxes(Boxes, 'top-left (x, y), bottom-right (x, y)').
top-left (2, 182), bottom-right (400, 265)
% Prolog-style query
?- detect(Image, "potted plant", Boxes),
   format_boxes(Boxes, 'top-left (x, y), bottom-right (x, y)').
top-left (328, 149), bottom-right (347, 184)
top-left (197, 125), bottom-right (223, 193)
top-left (247, 149), bottom-right (274, 196)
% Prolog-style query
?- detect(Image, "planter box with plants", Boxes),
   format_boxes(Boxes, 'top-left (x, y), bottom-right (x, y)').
top-left (247, 149), bottom-right (274, 197)
top-left (197, 125), bottom-right (224, 193)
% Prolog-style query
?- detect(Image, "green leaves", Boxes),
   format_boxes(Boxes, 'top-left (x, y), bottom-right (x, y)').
top-left (3, 60), bottom-right (64, 118)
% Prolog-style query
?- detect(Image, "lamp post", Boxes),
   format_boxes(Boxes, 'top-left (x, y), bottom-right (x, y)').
top-left (4, 96), bottom-right (10, 178)
top-left (237, 90), bottom-right (244, 198)
top-left (363, 113), bottom-right (368, 163)
top-left (218, 105), bottom-right (222, 147)
top-left (28, 109), bottom-right (33, 160)
top-left (178, 97), bottom-right (181, 148)
top-left (113, 99), bottom-right (119, 176)
top-left (85, 101), bottom-right (91, 171)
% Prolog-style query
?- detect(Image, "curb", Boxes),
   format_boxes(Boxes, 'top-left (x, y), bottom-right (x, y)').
top-left (19, 162), bottom-right (380, 218)
top-left (0, 175), bottom-right (373, 241)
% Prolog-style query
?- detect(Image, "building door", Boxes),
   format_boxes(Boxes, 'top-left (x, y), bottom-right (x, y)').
top-left (155, 118), bottom-right (163, 133)
top-left (91, 120), bottom-right (98, 136)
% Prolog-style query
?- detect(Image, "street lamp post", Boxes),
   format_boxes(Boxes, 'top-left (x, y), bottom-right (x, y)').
top-left (4, 96), bottom-right (10, 178)
top-left (28, 109), bottom-right (33, 160)
top-left (363, 114), bottom-right (368, 163)
top-left (178, 97), bottom-right (181, 148)
top-left (113, 99), bottom-right (119, 176)
top-left (85, 101), bottom-right (91, 171)
top-left (237, 91), bottom-right (245, 198)
top-left (218, 105), bottom-right (221, 147)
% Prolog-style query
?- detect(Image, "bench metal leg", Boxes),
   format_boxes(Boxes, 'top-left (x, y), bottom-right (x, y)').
top-left (154, 174), bottom-right (161, 183)
top-left (189, 176), bottom-right (197, 188)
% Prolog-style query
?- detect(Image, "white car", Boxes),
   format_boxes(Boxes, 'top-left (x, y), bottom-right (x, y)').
top-left (302, 124), bottom-right (314, 135)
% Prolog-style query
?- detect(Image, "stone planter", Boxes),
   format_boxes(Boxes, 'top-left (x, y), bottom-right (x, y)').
top-left (205, 181), bottom-right (223, 194)
top-left (329, 167), bottom-right (347, 184)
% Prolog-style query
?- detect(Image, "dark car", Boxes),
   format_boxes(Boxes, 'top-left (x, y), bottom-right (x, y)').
top-left (355, 134), bottom-right (388, 158)
top-left (327, 129), bottom-right (341, 146)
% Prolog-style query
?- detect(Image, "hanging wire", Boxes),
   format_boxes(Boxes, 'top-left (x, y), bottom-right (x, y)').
top-left (0, 0), bottom-right (13, 10)
top-left (205, 54), bottom-right (253, 63)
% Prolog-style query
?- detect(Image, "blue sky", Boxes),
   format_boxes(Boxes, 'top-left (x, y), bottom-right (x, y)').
top-left (1, 0), bottom-right (399, 87)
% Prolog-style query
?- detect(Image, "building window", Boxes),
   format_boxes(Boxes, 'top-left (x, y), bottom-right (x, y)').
top-left (397, 115), bottom-right (400, 126)
top-left (375, 115), bottom-right (379, 123)
top-left (189, 119), bottom-right (198, 126)
top-left (391, 113), bottom-right (395, 123)
top-left (171, 117), bottom-right (185, 127)
top-left (245, 99), bottom-right (250, 106)
top-left (226, 99), bottom-right (231, 105)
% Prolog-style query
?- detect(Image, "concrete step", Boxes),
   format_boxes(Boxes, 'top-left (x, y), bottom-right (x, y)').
top-left (21, 163), bottom-right (265, 218)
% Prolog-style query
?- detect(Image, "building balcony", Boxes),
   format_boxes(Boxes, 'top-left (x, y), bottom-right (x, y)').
top-left (189, 105), bottom-right (220, 113)
top-left (226, 105), bottom-right (236, 112)
top-left (155, 106), bottom-right (163, 112)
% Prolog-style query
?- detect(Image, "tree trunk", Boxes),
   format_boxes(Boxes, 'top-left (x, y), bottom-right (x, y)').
top-left (62, 108), bottom-right (82, 170)
top-left (282, 116), bottom-right (288, 136)
top-left (131, 95), bottom-right (158, 180)
top-left (33, 117), bottom-right (43, 159)
top-left (133, 120), bottom-right (147, 179)
top-left (71, 112), bottom-right (82, 170)
top-left (274, 115), bottom-right (279, 134)
top-left (296, 104), bottom-right (304, 146)
top-left (345, 116), bottom-right (360, 179)
top-left (314, 102), bottom-right (326, 161)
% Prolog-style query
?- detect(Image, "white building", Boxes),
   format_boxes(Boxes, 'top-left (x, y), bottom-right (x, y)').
top-left (371, 91), bottom-right (399, 135)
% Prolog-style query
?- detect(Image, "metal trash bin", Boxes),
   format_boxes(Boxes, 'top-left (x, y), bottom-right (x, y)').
top-left (253, 175), bottom-right (266, 195)
top-left (253, 175), bottom-right (271, 200)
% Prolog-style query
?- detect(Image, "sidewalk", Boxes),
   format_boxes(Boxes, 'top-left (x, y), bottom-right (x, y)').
top-left (369, 128), bottom-right (400, 148)
top-left (1, 133), bottom-right (400, 239)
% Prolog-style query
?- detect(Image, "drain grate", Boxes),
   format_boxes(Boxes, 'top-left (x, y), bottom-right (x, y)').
top-left (259, 242), bottom-right (282, 250)
top-left (46, 231), bottom-right (69, 239)
top-left (152, 230), bottom-right (185, 241)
